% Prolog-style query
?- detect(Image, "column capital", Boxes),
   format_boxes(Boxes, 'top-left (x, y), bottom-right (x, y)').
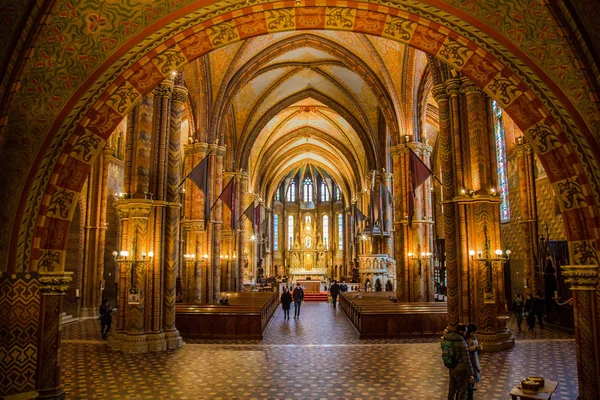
top-left (152, 79), bottom-right (174, 97)
top-left (114, 199), bottom-right (154, 219)
top-left (38, 271), bottom-right (73, 294)
top-left (460, 78), bottom-right (482, 94)
top-left (446, 79), bottom-right (462, 96)
top-left (562, 265), bottom-right (599, 290)
top-left (432, 85), bottom-right (447, 102)
top-left (172, 86), bottom-right (188, 103)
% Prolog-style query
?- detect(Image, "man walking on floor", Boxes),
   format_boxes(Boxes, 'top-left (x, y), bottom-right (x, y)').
top-left (293, 282), bottom-right (304, 318)
top-left (330, 280), bottom-right (340, 308)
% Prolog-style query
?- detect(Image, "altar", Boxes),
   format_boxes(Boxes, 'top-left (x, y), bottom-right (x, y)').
top-left (297, 280), bottom-right (321, 293)
top-left (287, 213), bottom-right (329, 282)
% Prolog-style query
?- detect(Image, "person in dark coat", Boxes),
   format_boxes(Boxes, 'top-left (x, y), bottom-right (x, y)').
top-left (531, 291), bottom-right (545, 329)
top-left (99, 298), bottom-right (113, 340)
top-left (280, 288), bottom-right (292, 319)
top-left (293, 283), bottom-right (304, 319)
top-left (329, 280), bottom-right (340, 308)
top-left (512, 294), bottom-right (524, 331)
top-left (465, 324), bottom-right (481, 400)
top-left (445, 324), bottom-right (475, 400)
top-left (524, 294), bottom-right (535, 332)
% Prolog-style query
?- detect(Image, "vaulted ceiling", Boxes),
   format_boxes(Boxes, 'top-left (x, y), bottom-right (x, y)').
top-left (183, 31), bottom-right (435, 205)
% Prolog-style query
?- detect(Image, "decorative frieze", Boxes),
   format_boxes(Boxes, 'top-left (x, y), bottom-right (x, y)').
top-left (38, 272), bottom-right (73, 294)
top-left (562, 265), bottom-right (599, 290)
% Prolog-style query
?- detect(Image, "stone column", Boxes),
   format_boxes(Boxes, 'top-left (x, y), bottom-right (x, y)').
top-left (391, 142), bottom-right (434, 302)
top-left (112, 200), bottom-right (159, 352)
top-left (162, 84), bottom-right (187, 348)
top-left (562, 265), bottom-right (599, 400)
top-left (36, 272), bottom-right (73, 399)
top-left (514, 140), bottom-right (539, 293)
top-left (210, 144), bottom-right (226, 302)
top-left (435, 77), bottom-right (512, 351)
top-left (181, 142), bottom-right (209, 303)
top-left (237, 172), bottom-right (249, 290)
top-left (80, 145), bottom-right (112, 317)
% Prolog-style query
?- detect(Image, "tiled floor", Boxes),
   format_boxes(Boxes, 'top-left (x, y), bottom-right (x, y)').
top-left (62, 303), bottom-right (578, 399)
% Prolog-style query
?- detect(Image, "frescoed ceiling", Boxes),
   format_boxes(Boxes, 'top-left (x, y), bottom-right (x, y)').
top-left (190, 30), bottom-right (435, 204)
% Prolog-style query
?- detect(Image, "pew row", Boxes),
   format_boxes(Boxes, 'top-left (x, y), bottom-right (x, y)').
top-left (339, 293), bottom-right (447, 338)
top-left (176, 292), bottom-right (278, 339)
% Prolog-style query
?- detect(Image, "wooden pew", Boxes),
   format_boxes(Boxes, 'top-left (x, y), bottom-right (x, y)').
top-left (176, 292), bottom-right (278, 339)
top-left (339, 293), bottom-right (447, 338)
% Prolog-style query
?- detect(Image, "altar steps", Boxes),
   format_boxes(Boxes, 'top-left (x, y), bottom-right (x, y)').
top-left (303, 292), bottom-right (329, 302)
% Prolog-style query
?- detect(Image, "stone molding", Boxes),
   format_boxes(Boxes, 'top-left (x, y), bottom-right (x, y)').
top-left (38, 271), bottom-right (73, 294)
top-left (562, 265), bottom-right (599, 290)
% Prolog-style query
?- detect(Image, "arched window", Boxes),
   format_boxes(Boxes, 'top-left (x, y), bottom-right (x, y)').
top-left (320, 180), bottom-right (330, 202)
top-left (275, 187), bottom-right (281, 202)
top-left (302, 178), bottom-right (313, 202)
top-left (338, 213), bottom-right (343, 250)
top-left (286, 180), bottom-right (296, 202)
top-left (334, 185), bottom-right (341, 201)
top-left (493, 101), bottom-right (510, 222)
top-left (323, 215), bottom-right (329, 249)
top-left (273, 214), bottom-right (279, 251)
top-left (288, 215), bottom-right (294, 249)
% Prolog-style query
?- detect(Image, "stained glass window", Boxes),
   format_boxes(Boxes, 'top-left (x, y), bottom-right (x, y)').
top-left (302, 178), bottom-right (313, 202)
top-left (335, 185), bottom-right (341, 201)
top-left (493, 101), bottom-right (510, 222)
top-left (288, 215), bottom-right (294, 249)
top-left (273, 214), bottom-right (279, 251)
top-left (320, 180), bottom-right (330, 202)
top-left (338, 213), bottom-right (343, 250)
top-left (275, 187), bottom-right (280, 201)
top-left (323, 215), bottom-right (329, 249)
top-left (286, 180), bottom-right (296, 202)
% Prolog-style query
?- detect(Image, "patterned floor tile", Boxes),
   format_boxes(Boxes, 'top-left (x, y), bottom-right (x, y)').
top-left (61, 303), bottom-right (578, 399)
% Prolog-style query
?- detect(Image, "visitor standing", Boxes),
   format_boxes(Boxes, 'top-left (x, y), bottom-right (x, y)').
top-left (532, 291), bottom-right (545, 329)
top-left (524, 293), bottom-right (535, 332)
top-left (293, 283), bottom-right (304, 319)
top-left (465, 324), bottom-right (481, 400)
top-left (280, 288), bottom-right (292, 319)
top-left (340, 281), bottom-right (348, 293)
top-left (512, 294), bottom-right (525, 331)
top-left (330, 280), bottom-right (340, 308)
top-left (99, 299), bottom-right (113, 340)
top-left (443, 324), bottom-right (475, 400)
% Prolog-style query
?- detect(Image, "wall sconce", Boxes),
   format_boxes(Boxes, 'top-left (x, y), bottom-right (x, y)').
top-left (408, 245), bottom-right (431, 277)
top-left (203, 254), bottom-right (209, 260)
top-left (515, 136), bottom-right (524, 146)
top-left (250, 235), bottom-right (256, 241)
top-left (113, 248), bottom-right (153, 294)
top-left (470, 248), bottom-right (510, 261)
top-left (183, 254), bottom-right (196, 260)
top-left (361, 234), bottom-right (367, 241)
top-left (489, 188), bottom-right (497, 196)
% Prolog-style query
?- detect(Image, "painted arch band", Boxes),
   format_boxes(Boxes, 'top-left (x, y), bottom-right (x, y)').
top-left (13, 4), bottom-right (599, 276)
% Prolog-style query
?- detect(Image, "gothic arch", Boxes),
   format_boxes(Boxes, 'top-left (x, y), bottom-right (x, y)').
top-left (0, 3), bottom-right (597, 276)
top-left (239, 88), bottom-right (380, 170)
top-left (252, 125), bottom-right (364, 189)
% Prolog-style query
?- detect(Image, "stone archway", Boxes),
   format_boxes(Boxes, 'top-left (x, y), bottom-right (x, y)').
top-left (1, 2), bottom-right (599, 399)
top-left (1, 4), bottom-right (595, 276)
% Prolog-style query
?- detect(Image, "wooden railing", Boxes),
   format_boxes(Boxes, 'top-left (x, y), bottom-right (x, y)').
top-left (339, 292), bottom-right (447, 338)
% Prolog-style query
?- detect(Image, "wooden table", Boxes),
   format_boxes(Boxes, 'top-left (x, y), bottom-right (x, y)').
top-left (509, 380), bottom-right (559, 400)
